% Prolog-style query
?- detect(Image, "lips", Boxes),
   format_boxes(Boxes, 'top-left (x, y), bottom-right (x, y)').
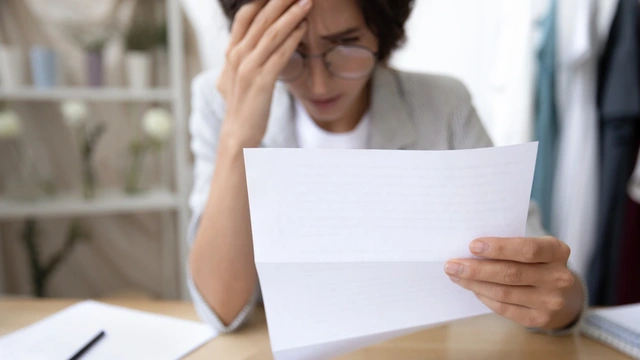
top-left (309, 95), bottom-right (342, 109)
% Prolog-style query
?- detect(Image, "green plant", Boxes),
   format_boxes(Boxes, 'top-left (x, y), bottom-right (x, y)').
top-left (22, 219), bottom-right (90, 297)
top-left (69, 23), bottom-right (118, 53)
top-left (126, 25), bottom-right (158, 52)
top-left (79, 123), bottom-right (106, 199)
top-left (156, 24), bottom-right (168, 48)
top-left (84, 38), bottom-right (109, 53)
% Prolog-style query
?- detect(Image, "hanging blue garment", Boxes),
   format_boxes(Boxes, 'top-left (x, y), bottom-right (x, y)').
top-left (532, 0), bottom-right (558, 231)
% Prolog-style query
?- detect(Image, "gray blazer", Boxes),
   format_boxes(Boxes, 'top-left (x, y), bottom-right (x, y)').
top-left (187, 66), bottom-right (549, 333)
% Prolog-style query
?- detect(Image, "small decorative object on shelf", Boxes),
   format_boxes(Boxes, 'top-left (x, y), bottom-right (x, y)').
top-left (29, 45), bottom-right (58, 89)
top-left (61, 100), bottom-right (106, 199)
top-left (87, 49), bottom-right (104, 87)
top-left (125, 106), bottom-right (173, 194)
top-left (82, 36), bottom-right (108, 88)
top-left (68, 23), bottom-right (118, 87)
top-left (22, 218), bottom-right (90, 297)
top-left (0, 44), bottom-right (26, 89)
top-left (0, 11), bottom-right (26, 89)
top-left (0, 103), bottom-right (53, 201)
top-left (125, 25), bottom-right (157, 90)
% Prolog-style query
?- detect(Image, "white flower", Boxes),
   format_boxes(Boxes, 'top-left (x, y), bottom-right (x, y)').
top-left (142, 107), bottom-right (173, 142)
top-left (61, 100), bottom-right (89, 127)
top-left (0, 110), bottom-right (22, 139)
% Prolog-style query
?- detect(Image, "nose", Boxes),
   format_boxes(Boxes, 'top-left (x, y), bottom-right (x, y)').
top-left (306, 57), bottom-right (330, 96)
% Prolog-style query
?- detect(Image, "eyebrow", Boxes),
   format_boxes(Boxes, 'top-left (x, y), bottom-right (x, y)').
top-left (320, 27), bottom-right (361, 42)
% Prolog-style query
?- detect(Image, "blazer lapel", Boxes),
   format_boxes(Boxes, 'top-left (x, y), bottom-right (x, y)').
top-left (261, 81), bottom-right (298, 148)
top-left (261, 66), bottom-right (416, 150)
top-left (369, 66), bottom-right (417, 150)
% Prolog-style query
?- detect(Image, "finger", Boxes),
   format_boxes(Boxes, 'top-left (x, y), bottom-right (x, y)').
top-left (262, 21), bottom-right (308, 82)
top-left (469, 236), bottom-right (571, 264)
top-left (247, 0), bottom-right (313, 68)
top-left (229, 0), bottom-right (268, 47)
top-left (242, 0), bottom-right (310, 51)
top-left (476, 294), bottom-right (551, 328)
top-left (450, 278), bottom-right (566, 312)
top-left (444, 259), bottom-right (574, 288)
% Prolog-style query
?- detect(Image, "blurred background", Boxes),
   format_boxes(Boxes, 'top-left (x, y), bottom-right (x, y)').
top-left (0, 0), bottom-right (638, 306)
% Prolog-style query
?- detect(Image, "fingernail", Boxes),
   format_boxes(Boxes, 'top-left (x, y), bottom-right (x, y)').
top-left (299, 0), bottom-right (311, 8)
top-left (450, 276), bottom-right (461, 283)
top-left (445, 262), bottom-right (464, 276)
top-left (470, 241), bottom-right (489, 254)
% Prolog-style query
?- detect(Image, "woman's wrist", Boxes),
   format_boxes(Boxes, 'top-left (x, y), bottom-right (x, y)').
top-left (219, 122), bottom-right (264, 152)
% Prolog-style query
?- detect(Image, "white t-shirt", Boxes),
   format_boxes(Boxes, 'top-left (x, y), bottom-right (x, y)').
top-left (294, 100), bottom-right (371, 149)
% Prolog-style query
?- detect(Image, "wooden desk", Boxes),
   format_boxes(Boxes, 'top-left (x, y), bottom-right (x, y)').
top-left (0, 298), bottom-right (631, 360)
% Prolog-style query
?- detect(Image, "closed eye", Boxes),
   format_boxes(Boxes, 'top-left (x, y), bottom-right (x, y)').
top-left (338, 37), bottom-right (360, 44)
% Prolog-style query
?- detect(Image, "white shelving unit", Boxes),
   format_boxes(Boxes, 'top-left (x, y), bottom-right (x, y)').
top-left (0, 189), bottom-right (179, 220)
top-left (0, 0), bottom-right (191, 300)
top-left (0, 88), bottom-right (173, 102)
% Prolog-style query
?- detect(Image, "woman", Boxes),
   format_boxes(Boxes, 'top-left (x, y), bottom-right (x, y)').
top-left (188, 0), bottom-right (586, 335)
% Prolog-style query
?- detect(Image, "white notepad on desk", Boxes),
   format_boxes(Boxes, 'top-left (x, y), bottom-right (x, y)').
top-left (0, 300), bottom-right (218, 360)
top-left (582, 303), bottom-right (640, 360)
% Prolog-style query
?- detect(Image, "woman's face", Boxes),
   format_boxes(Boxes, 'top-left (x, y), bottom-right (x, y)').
top-left (284, 0), bottom-right (379, 127)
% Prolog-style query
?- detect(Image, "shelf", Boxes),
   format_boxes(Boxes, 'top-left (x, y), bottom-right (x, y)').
top-left (0, 88), bottom-right (173, 102)
top-left (0, 188), bottom-right (179, 220)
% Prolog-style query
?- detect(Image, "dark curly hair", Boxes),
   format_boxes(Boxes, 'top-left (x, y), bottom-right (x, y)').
top-left (218, 0), bottom-right (415, 63)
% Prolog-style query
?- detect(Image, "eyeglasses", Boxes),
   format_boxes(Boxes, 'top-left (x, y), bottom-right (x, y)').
top-left (279, 45), bottom-right (378, 82)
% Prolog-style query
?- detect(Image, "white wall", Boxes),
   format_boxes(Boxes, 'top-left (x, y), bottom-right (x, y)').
top-left (391, 0), bottom-right (503, 136)
top-left (392, 0), bottom-right (550, 146)
top-left (181, 0), bottom-right (229, 73)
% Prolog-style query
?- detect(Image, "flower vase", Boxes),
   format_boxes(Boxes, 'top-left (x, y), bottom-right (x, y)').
top-left (124, 141), bottom-right (148, 195)
top-left (29, 46), bottom-right (58, 89)
top-left (0, 45), bottom-right (26, 88)
top-left (125, 51), bottom-right (152, 90)
top-left (86, 51), bottom-right (104, 87)
top-left (76, 124), bottom-right (105, 200)
top-left (153, 144), bottom-right (171, 190)
top-left (82, 156), bottom-right (97, 199)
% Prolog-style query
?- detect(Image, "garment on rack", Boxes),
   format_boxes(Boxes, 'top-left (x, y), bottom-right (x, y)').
top-left (616, 171), bottom-right (640, 305)
top-left (597, 0), bottom-right (623, 50)
top-left (552, 0), bottom-right (600, 278)
top-left (630, 148), bottom-right (640, 203)
top-left (587, 0), bottom-right (640, 306)
top-left (532, 0), bottom-right (558, 231)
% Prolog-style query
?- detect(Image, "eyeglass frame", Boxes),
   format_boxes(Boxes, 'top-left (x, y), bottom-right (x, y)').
top-left (279, 44), bottom-right (379, 82)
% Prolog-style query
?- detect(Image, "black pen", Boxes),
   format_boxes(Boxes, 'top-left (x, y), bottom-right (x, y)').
top-left (68, 330), bottom-right (106, 360)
